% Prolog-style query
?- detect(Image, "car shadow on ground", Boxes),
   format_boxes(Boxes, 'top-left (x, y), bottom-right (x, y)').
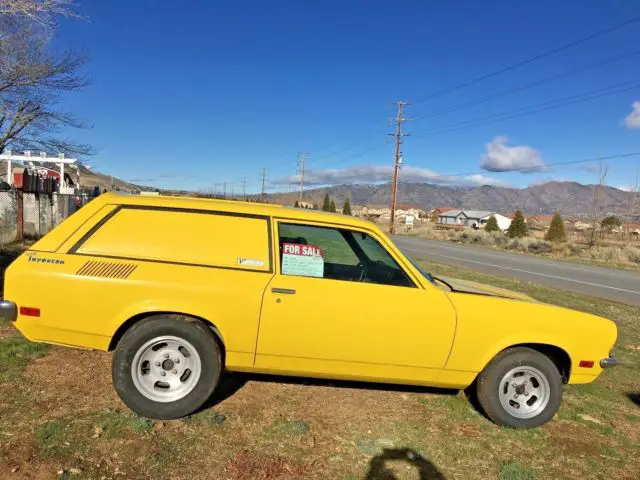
top-left (627, 393), bottom-right (640, 407)
top-left (199, 372), bottom-right (459, 412)
top-left (364, 448), bottom-right (446, 480)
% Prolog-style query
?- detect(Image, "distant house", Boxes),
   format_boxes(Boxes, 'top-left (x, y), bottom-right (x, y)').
top-left (438, 209), bottom-right (512, 230)
top-left (624, 223), bottom-right (640, 235)
top-left (572, 220), bottom-right (594, 231)
top-left (429, 207), bottom-right (454, 222)
top-left (359, 204), bottom-right (425, 220)
top-left (359, 205), bottom-right (390, 218)
top-left (525, 214), bottom-right (554, 230)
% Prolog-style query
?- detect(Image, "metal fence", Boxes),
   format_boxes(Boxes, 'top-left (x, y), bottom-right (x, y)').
top-left (0, 190), bottom-right (90, 244)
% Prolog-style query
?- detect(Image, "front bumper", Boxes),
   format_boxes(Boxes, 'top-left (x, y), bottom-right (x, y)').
top-left (0, 300), bottom-right (17, 323)
top-left (600, 356), bottom-right (619, 369)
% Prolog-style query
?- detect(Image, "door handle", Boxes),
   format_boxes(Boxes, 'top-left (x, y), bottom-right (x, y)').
top-left (271, 288), bottom-right (296, 295)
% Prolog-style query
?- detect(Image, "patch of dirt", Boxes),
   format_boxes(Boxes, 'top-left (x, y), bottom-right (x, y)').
top-left (226, 450), bottom-right (310, 480)
top-left (545, 421), bottom-right (602, 456)
top-left (23, 347), bottom-right (122, 418)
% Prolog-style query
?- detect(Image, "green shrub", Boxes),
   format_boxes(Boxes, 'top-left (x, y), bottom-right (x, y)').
top-left (545, 212), bottom-right (566, 242)
top-left (342, 198), bottom-right (352, 215)
top-left (507, 210), bottom-right (528, 238)
top-left (484, 215), bottom-right (499, 232)
top-left (322, 194), bottom-right (331, 211)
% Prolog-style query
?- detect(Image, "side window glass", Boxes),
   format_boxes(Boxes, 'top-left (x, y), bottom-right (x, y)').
top-left (278, 223), bottom-right (358, 281)
top-left (278, 223), bottom-right (413, 287)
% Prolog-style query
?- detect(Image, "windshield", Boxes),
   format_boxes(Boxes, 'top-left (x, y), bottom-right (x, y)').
top-left (407, 256), bottom-right (438, 285)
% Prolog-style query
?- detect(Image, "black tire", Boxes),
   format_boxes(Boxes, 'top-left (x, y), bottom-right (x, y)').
top-left (476, 347), bottom-right (562, 429)
top-left (112, 315), bottom-right (221, 419)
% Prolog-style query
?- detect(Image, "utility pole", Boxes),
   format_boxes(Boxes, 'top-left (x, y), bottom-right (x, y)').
top-left (388, 101), bottom-right (409, 234)
top-left (222, 182), bottom-right (227, 199)
top-left (260, 168), bottom-right (268, 202)
top-left (297, 152), bottom-right (308, 205)
top-left (241, 177), bottom-right (247, 200)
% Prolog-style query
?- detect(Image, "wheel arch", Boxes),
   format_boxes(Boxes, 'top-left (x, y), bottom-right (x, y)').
top-left (108, 311), bottom-right (226, 365)
top-left (485, 342), bottom-right (572, 383)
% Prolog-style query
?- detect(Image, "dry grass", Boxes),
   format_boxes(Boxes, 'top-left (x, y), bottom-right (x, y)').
top-left (1, 262), bottom-right (639, 479)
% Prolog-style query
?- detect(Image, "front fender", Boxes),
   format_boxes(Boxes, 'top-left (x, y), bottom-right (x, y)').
top-left (445, 293), bottom-right (617, 381)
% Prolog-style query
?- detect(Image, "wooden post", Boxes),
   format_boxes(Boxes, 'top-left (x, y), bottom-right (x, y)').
top-left (16, 190), bottom-right (23, 241)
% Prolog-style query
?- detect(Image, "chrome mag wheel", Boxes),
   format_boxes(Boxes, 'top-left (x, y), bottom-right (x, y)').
top-left (131, 335), bottom-right (202, 403)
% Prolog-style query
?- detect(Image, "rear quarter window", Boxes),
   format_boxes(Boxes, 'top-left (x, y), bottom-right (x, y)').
top-left (75, 207), bottom-right (271, 271)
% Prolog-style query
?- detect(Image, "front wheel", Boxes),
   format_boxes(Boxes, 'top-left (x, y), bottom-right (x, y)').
top-left (112, 316), bottom-right (221, 419)
top-left (476, 347), bottom-right (563, 428)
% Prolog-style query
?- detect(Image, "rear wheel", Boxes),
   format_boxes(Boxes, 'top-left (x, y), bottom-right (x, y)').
top-left (112, 315), bottom-right (221, 419)
top-left (476, 347), bottom-right (562, 428)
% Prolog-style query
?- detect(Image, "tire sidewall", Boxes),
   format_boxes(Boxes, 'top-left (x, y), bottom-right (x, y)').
top-left (477, 348), bottom-right (562, 428)
top-left (112, 317), bottom-right (221, 419)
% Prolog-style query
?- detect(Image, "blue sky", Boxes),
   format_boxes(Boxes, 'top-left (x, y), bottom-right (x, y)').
top-left (55, 0), bottom-right (640, 193)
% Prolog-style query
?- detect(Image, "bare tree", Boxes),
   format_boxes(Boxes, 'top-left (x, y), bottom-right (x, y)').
top-left (0, 9), bottom-right (91, 157)
top-left (0, 0), bottom-right (77, 27)
top-left (588, 162), bottom-right (608, 247)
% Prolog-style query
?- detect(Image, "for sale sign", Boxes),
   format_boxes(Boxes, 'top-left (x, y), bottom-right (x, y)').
top-left (282, 243), bottom-right (324, 277)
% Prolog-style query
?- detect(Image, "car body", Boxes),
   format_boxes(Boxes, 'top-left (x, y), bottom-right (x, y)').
top-left (2, 192), bottom-right (618, 427)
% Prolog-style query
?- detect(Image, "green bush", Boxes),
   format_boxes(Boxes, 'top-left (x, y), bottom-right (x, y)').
top-left (601, 215), bottom-right (622, 232)
top-left (545, 212), bottom-right (566, 242)
top-left (342, 198), bottom-right (352, 215)
top-left (484, 215), bottom-right (499, 232)
top-left (322, 194), bottom-right (331, 212)
top-left (507, 210), bottom-right (528, 238)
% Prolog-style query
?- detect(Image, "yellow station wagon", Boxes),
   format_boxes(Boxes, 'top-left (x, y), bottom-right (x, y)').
top-left (1, 193), bottom-right (618, 428)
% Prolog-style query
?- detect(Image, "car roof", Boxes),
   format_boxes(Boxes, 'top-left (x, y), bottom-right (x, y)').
top-left (100, 192), bottom-right (378, 231)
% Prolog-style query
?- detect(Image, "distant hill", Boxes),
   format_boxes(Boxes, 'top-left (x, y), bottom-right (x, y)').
top-left (264, 181), bottom-right (636, 216)
top-left (76, 164), bottom-right (161, 193)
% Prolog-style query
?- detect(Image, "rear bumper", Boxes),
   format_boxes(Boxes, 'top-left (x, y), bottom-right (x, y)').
top-left (0, 300), bottom-right (17, 323)
top-left (600, 356), bottom-right (618, 369)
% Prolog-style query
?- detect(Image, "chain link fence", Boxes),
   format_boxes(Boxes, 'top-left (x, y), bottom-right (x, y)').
top-left (0, 191), bottom-right (18, 244)
top-left (0, 190), bottom-right (90, 244)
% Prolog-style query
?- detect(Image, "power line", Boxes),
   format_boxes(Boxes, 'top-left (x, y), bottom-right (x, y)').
top-left (300, 18), bottom-right (640, 170)
top-left (410, 78), bottom-right (640, 139)
top-left (411, 14), bottom-right (640, 104)
top-left (259, 16), bottom-right (640, 185)
top-left (296, 79), bottom-right (640, 174)
top-left (412, 49), bottom-right (640, 122)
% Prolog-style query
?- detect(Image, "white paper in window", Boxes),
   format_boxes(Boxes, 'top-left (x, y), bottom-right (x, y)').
top-left (281, 243), bottom-right (324, 277)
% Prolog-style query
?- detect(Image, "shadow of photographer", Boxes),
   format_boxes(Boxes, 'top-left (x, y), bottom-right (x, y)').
top-left (365, 448), bottom-right (446, 480)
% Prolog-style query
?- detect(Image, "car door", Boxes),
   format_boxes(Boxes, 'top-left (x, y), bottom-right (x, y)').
top-left (255, 220), bottom-right (457, 384)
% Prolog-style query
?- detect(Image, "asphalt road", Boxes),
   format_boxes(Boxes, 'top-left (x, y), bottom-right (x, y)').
top-left (392, 235), bottom-right (640, 307)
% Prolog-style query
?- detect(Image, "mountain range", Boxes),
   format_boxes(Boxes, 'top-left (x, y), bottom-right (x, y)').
top-left (264, 181), bottom-right (637, 216)
top-left (74, 165), bottom-right (636, 216)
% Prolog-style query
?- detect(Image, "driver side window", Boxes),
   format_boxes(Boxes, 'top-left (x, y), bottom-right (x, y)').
top-left (278, 223), bottom-right (414, 287)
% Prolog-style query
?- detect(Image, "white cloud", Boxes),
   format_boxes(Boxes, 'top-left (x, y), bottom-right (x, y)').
top-left (272, 164), bottom-right (509, 188)
top-left (616, 185), bottom-right (636, 192)
top-left (623, 101), bottom-right (640, 129)
top-left (480, 136), bottom-right (545, 172)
